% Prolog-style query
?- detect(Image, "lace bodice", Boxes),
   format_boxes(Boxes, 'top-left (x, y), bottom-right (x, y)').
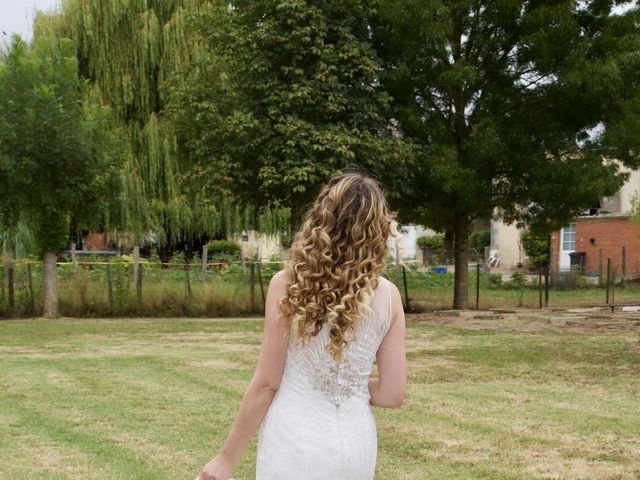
top-left (256, 276), bottom-right (393, 480)
top-left (279, 276), bottom-right (393, 408)
top-left (285, 277), bottom-right (391, 407)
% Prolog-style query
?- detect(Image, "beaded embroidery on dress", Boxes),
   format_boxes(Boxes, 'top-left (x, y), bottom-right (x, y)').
top-left (255, 276), bottom-right (393, 480)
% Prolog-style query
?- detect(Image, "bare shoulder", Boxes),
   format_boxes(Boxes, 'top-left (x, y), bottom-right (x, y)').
top-left (269, 269), bottom-right (292, 292)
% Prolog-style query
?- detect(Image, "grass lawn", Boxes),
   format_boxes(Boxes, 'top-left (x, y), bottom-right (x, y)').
top-left (0, 316), bottom-right (639, 479)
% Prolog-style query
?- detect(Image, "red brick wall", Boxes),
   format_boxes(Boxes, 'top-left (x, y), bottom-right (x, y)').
top-left (550, 216), bottom-right (640, 278)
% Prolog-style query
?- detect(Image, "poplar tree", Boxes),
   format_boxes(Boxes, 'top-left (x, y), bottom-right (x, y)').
top-left (373, 0), bottom-right (640, 308)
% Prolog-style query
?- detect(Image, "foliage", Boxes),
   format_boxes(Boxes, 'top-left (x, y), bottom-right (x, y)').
top-left (417, 235), bottom-right (445, 249)
top-left (0, 35), bottom-right (124, 256)
top-left (487, 273), bottom-right (503, 289)
top-left (167, 0), bottom-right (410, 232)
top-left (279, 231), bottom-right (293, 249)
top-left (469, 231), bottom-right (490, 257)
top-left (38, 0), bottom-right (222, 246)
top-left (520, 229), bottom-right (551, 268)
top-left (508, 271), bottom-right (528, 289)
top-left (206, 239), bottom-right (242, 262)
top-left (207, 240), bottom-right (241, 255)
top-left (372, 0), bottom-right (640, 307)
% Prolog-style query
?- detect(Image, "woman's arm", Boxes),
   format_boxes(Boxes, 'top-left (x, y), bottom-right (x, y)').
top-left (369, 283), bottom-right (406, 408)
top-left (198, 270), bottom-right (290, 480)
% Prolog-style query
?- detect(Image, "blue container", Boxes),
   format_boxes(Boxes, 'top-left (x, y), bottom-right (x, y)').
top-left (431, 266), bottom-right (448, 274)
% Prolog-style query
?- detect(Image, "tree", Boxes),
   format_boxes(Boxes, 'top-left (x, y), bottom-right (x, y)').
top-left (520, 229), bottom-right (550, 269)
top-left (0, 35), bottom-right (124, 318)
top-left (168, 0), bottom-right (408, 234)
top-left (44, 0), bottom-right (223, 249)
top-left (373, 0), bottom-right (640, 308)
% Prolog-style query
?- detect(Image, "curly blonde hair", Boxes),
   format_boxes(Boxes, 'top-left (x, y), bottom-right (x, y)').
top-left (278, 172), bottom-right (399, 363)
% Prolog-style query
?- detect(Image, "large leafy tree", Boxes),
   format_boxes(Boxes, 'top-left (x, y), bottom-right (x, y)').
top-left (168, 0), bottom-right (407, 233)
top-left (0, 35), bottom-right (124, 318)
top-left (373, 0), bottom-right (640, 308)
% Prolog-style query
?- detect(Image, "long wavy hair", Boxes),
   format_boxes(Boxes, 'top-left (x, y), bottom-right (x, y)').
top-left (278, 173), bottom-right (399, 363)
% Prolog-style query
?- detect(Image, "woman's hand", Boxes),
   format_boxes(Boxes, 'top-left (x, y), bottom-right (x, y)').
top-left (197, 453), bottom-right (234, 480)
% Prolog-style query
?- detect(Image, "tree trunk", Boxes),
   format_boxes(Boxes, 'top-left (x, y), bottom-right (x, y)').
top-left (444, 229), bottom-right (454, 263)
top-left (452, 214), bottom-right (470, 310)
top-left (43, 250), bottom-right (58, 318)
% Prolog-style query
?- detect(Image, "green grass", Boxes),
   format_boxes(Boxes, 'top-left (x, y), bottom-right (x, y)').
top-left (1, 316), bottom-right (639, 479)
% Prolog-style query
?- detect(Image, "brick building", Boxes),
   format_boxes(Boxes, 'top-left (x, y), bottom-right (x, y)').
top-left (549, 215), bottom-right (640, 277)
top-left (491, 167), bottom-right (640, 277)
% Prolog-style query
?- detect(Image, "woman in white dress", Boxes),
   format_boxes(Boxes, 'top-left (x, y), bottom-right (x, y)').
top-left (197, 173), bottom-right (407, 480)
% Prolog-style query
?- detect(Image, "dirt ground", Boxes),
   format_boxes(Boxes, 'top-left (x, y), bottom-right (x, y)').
top-left (409, 307), bottom-right (640, 335)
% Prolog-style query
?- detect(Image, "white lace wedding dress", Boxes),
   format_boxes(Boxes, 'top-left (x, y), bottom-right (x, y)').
top-left (255, 276), bottom-right (393, 480)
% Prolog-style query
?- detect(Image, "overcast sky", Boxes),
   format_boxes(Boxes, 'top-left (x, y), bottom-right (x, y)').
top-left (1, 0), bottom-right (60, 42)
top-left (0, 0), bottom-right (635, 44)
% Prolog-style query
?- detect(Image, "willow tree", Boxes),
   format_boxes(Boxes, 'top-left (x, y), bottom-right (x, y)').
top-left (0, 35), bottom-right (124, 318)
top-left (373, 0), bottom-right (640, 308)
top-left (44, 0), bottom-right (223, 248)
top-left (168, 0), bottom-right (408, 235)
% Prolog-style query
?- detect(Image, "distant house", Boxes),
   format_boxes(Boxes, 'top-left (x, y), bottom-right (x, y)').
top-left (490, 169), bottom-right (640, 276)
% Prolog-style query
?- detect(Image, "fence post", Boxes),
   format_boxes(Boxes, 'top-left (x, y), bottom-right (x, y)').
top-left (185, 252), bottom-right (192, 301)
top-left (598, 249), bottom-right (603, 287)
top-left (27, 261), bottom-right (35, 314)
top-left (621, 246), bottom-right (626, 287)
top-left (249, 261), bottom-right (256, 312)
top-left (241, 249), bottom-right (247, 282)
top-left (612, 265), bottom-right (617, 304)
top-left (544, 265), bottom-right (549, 307)
top-left (201, 245), bottom-right (208, 280)
top-left (402, 266), bottom-right (410, 310)
top-left (257, 261), bottom-right (266, 311)
top-left (538, 264), bottom-right (542, 309)
top-left (71, 242), bottom-right (79, 283)
top-left (605, 258), bottom-right (611, 304)
top-left (475, 263), bottom-right (480, 310)
top-left (133, 246), bottom-right (142, 304)
top-left (4, 250), bottom-right (15, 310)
top-left (106, 255), bottom-right (114, 309)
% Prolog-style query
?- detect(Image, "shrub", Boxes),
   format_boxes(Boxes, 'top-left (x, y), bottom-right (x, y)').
top-left (207, 239), bottom-right (241, 262)
top-left (469, 230), bottom-right (490, 261)
top-left (487, 273), bottom-right (503, 289)
top-left (417, 234), bottom-right (444, 249)
top-left (508, 271), bottom-right (527, 289)
top-left (520, 229), bottom-right (550, 268)
top-left (279, 231), bottom-right (292, 248)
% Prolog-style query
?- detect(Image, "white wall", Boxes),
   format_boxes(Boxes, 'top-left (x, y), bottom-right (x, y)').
top-left (231, 231), bottom-right (282, 261)
top-left (490, 218), bottom-right (522, 268)
top-left (619, 169), bottom-right (640, 214)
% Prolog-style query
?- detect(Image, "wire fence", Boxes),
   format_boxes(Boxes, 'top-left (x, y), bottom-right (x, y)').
top-left (0, 257), bottom-right (284, 318)
top-left (1, 256), bottom-right (638, 318)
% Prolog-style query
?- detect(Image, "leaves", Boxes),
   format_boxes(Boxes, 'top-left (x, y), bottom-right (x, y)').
top-left (372, 0), bottom-right (640, 230)
top-left (0, 35), bottom-right (125, 255)
top-left (167, 0), bottom-right (406, 231)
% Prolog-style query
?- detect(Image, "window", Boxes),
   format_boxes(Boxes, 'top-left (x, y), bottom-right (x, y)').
top-left (561, 223), bottom-right (576, 251)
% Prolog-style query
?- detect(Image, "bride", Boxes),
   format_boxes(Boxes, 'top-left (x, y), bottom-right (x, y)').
top-left (197, 172), bottom-right (407, 480)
